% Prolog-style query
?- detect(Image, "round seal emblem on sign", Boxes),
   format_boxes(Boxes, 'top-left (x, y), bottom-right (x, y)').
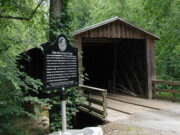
top-left (58, 37), bottom-right (67, 52)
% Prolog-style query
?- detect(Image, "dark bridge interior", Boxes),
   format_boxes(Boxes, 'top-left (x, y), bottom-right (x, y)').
top-left (82, 38), bottom-right (147, 97)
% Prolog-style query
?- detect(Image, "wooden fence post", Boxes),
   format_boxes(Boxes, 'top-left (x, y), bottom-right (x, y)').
top-left (88, 91), bottom-right (92, 112)
top-left (172, 85), bottom-right (175, 102)
top-left (152, 81), bottom-right (156, 99)
top-left (103, 91), bottom-right (107, 119)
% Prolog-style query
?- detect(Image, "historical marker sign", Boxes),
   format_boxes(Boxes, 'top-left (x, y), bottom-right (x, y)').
top-left (43, 35), bottom-right (79, 90)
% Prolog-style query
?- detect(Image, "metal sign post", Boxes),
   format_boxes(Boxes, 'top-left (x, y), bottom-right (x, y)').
top-left (60, 87), bottom-right (67, 134)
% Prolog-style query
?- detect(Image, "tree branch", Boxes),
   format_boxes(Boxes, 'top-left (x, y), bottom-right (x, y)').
top-left (0, 0), bottom-right (44, 21)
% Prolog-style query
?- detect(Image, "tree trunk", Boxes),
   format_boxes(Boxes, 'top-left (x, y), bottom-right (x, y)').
top-left (49, 0), bottom-right (63, 41)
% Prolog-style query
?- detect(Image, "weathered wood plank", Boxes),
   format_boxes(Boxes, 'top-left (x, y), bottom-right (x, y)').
top-left (112, 44), bottom-right (118, 93)
top-left (78, 106), bottom-right (105, 120)
top-left (84, 91), bottom-right (104, 96)
top-left (121, 23), bottom-right (125, 38)
top-left (153, 88), bottom-right (180, 94)
top-left (146, 38), bottom-right (153, 99)
top-left (80, 85), bottom-right (107, 120)
top-left (95, 28), bottom-right (99, 37)
top-left (117, 21), bottom-right (121, 38)
top-left (86, 97), bottom-right (104, 106)
top-left (81, 104), bottom-right (104, 115)
top-left (113, 21), bottom-right (117, 38)
top-left (126, 25), bottom-right (130, 38)
top-left (129, 27), bottom-right (133, 38)
top-left (108, 23), bottom-right (111, 38)
top-left (119, 22), bottom-right (123, 38)
top-left (81, 85), bottom-right (107, 92)
top-left (99, 25), bottom-right (104, 37)
top-left (121, 64), bottom-right (135, 93)
top-left (104, 25), bottom-right (108, 37)
top-left (107, 93), bottom-right (179, 110)
top-left (152, 80), bottom-right (180, 85)
top-left (103, 91), bottom-right (107, 118)
top-left (152, 80), bottom-right (180, 102)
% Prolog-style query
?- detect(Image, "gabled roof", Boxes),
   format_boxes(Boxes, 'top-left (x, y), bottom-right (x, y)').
top-left (73, 16), bottom-right (160, 40)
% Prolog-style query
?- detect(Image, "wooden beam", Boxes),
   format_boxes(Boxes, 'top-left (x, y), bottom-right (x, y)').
top-left (152, 80), bottom-right (180, 85)
top-left (128, 63), bottom-right (144, 95)
top-left (151, 41), bottom-right (156, 81)
top-left (120, 63), bottom-right (135, 93)
top-left (112, 44), bottom-right (118, 93)
top-left (146, 38), bottom-right (155, 99)
top-left (121, 50), bottom-right (144, 95)
top-left (80, 85), bottom-right (107, 92)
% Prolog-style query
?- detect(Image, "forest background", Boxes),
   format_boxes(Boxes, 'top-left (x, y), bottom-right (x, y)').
top-left (0, 0), bottom-right (179, 134)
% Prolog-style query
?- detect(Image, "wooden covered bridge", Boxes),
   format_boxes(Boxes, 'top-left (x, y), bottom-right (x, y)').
top-left (73, 17), bottom-right (180, 121)
top-left (19, 16), bottom-right (180, 122)
top-left (74, 16), bottom-right (159, 99)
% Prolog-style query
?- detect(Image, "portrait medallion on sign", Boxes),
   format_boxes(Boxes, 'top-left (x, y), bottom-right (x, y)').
top-left (58, 36), bottom-right (67, 52)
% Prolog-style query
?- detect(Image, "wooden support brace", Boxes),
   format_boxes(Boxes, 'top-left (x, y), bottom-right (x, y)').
top-left (112, 44), bottom-right (118, 93)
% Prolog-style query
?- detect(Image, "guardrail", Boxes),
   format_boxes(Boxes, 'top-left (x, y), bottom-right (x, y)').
top-left (79, 85), bottom-right (107, 121)
top-left (152, 80), bottom-right (180, 102)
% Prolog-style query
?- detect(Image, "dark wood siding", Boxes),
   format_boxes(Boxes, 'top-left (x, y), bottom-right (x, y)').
top-left (79, 21), bottom-right (145, 39)
top-left (74, 19), bottom-right (158, 99)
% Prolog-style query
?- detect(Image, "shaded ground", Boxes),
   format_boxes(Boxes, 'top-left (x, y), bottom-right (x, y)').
top-left (73, 111), bottom-right (104, 129)
top-left (102, 123), bottom-right (178, 135)
top-left (102, 106), bottom-right (180, 135)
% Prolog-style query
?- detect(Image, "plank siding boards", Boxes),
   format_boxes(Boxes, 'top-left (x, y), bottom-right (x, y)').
top-left (117, 21), bottom-right (121, 38)
top-left (75, 21), bottom-right (150, 39)
top-left (115, 21), bottom-right (118, 38)
top-left (104, 25), bottom-right (108, 37)
top-left (100, 25), bottom-right (104, 37)
top-left (121, 23), bottom-right (124, 38)
top-left (110, 23), bottom-right (114, 38)
top-left (129, 27), bottom-right (133, 39)
top-left (146, 38), bottom-right (153, 99)
top-left (113, 22), bottom-right (117, 38)
top-left (120, 23), bottom-right (122, 38)
top-left (74, 17), bottom-right (159, 99)
top-left (108, 23), bottom-right (111, 38)
top-left (88, 31), bottom-right (90, 37)
top-left (125, 25), bottom-right (129, 38)
top-left (90, 29), bottom-right (94, 37)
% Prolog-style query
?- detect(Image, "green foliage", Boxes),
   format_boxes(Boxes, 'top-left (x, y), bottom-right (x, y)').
top-left (69, 0), bottom-right (130, 30)
top-left (70, 0), bottom-right (180, 82)
top-left (68, 0), bottom-right (91, 30)
top-left (48, 87), bottom-right (85, 132)
top-left (0, 0), bottom-right (86, 133)
top-left (0, 0), bottom-right (49, 134)
top-left (49, 0), bottom-right (74, 41)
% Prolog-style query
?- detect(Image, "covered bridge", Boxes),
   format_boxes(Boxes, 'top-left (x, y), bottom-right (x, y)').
top-left (73, 16), bottom-right (159, 99)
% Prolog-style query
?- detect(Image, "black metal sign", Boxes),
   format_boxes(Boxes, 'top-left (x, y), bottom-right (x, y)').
top-left (43, 35), bottom-right (79, 90)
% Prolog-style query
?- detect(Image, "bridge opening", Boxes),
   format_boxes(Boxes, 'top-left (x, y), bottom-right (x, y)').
top-left (82, 38), bottom-right (147, 97)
